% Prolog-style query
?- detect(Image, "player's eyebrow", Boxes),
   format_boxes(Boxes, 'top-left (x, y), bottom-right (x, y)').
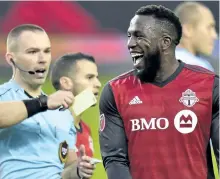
top-left (209, 22), bottom-right (216, 28)
top-left (86, 73), bottom-right (99, 78)
top-left (128, 30), bottom-right (145, 37)
top-left (44, 47), bottom-right (51, 51)
top-left (45, 47), bottom-right (51, 50)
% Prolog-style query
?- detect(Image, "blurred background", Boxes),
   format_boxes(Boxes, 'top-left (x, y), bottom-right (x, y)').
top-left (0, 1), bottom-right (218, 179)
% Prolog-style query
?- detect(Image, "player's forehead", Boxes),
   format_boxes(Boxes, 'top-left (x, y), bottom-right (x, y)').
top-left (198, 7), bottom-right (215, 26)
top-left (17, 31), bottom-right (51, 51)
top-left (128, 15), bottom-right (156, 33)
top-left (75, 59), bottom-right (98, 76)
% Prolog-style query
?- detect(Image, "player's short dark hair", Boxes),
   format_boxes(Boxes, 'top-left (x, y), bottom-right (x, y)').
top-left (51, 52), bottom-right (96, 90)
top-left (7, 24), bottom-right (45, 52)
top-left (135, 5), bottom-right (182, 45)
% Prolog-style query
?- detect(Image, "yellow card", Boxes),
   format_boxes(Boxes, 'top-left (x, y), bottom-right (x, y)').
top-left (71, 89), bottom-right (97, 116)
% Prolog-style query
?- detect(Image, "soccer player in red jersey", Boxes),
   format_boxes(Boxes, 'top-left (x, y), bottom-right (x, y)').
top-left (99, 5), bottom-right (219, 179)
top-left (74, 116), bottom-right (95, 157)
top-left (51, 52), bottom-right (101, 158)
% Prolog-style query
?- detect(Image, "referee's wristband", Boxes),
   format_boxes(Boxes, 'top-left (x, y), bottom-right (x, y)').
top-left (23, 95), bottom-right (48, 118)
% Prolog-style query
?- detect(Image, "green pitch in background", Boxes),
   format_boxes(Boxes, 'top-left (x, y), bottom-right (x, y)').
top-left (1, 76), bottom-right (218, 179)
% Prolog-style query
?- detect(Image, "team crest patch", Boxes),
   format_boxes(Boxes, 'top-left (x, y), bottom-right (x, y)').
top-left (179, 89), bottom-right (199, 107)
top-left (59, 141), bottom-right (69, 163)
top-left (99, 114), bottom-right (105, 132)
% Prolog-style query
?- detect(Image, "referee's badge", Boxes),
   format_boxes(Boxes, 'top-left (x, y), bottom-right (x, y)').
top-left (59, 140), bottom-right (69, 163)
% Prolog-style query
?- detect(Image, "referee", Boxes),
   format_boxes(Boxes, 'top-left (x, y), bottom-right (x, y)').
top-left (0, 24), bottom-right (95, 179)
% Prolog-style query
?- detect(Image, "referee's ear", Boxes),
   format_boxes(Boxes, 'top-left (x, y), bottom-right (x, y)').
top-left (59, 76), bottom-right (73, 91)
top-left (5, 53), bottom-right (14, 67)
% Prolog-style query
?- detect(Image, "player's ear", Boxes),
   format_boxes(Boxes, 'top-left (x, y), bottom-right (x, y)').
top-left (59, 77), bottom-right (73, 91)
top-left (182, 24), bottom-right (193, 38)
top-left (161, 34), bottom-right (172, 51)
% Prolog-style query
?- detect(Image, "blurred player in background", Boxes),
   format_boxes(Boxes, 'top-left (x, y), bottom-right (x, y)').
top-left (51, 52), bottom-right (101, 158)
top-left (174, 2), bottom-right (217, 72)
top-left (0, 24), bottom-right (95, 179)
top-left (99, 5), bottom-right (219, 179)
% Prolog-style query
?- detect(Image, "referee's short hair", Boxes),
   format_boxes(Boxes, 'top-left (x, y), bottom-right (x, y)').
top-left (51, 52), bottom-right (96, 90)
top-left (7, 24), bottom-right (45, 52)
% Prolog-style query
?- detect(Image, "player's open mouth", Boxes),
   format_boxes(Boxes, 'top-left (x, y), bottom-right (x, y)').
top-left (131, 53), bottom-right (144, 66)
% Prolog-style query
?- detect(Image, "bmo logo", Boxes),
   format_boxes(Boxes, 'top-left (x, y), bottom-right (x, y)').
top-left (130, 117), bottom-right (169, 131)
top-left (174, 110), bottom-right (197, 134)
top-left (130, 110), bottom-right (197, 134)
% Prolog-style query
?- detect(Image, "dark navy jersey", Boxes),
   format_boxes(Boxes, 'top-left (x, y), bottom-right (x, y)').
top-left (99, 61), bottom-right (219, 179)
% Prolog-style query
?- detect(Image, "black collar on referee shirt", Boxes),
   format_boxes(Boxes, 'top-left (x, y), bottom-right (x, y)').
top-left (150, 60), bottom-right (184, 88)
top-left (24, 91), bottom-right (43, 98)
top-left (75, 122), bottom-right (83, 133)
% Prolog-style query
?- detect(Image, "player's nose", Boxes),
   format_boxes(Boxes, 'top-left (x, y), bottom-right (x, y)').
top-left (212, 28), bottom-right (217, 40)
top-left (94, 78), bottom-right (101, 89)
top-left (127, 36), bottom-right (137, 50)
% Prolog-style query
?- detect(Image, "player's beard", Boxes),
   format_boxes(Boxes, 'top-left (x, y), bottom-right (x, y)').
top-left (135, 48), bottom-right (161, 83)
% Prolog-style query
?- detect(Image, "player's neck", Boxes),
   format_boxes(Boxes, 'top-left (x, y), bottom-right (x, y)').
top-left (155, 55), bottom-right (179, 83)
top-left (13, 74), bottom-right (42, 97)
top-left (178, 41), bottom-right (196, 55)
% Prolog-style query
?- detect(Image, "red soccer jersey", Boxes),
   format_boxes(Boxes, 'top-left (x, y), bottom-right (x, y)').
top-left (99, 61), bottom-right (219, 179)
top-left (75, 121), bottom-right (94, 157)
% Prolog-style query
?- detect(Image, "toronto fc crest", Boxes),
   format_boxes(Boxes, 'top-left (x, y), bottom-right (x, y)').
top-left (99, 114), bottom-right (106, 132)
top-left (179, 89), bottom-right (199, 107)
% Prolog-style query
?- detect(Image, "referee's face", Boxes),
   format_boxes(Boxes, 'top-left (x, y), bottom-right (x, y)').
top-left (10, 31), bottom-right (51, 87)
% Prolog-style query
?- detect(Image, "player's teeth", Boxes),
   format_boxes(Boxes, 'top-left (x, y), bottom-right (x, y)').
top-left (131, 53), bottom-right (143, 58)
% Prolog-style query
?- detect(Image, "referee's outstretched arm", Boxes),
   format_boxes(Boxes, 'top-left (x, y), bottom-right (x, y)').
top-left (0, 90), bottom-right (74, 128)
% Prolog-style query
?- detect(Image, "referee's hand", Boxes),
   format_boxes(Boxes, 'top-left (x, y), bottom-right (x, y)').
top-left (47, 90), bottom-right (74, 110)
top-left (78, 145), bottom-right (95, 179)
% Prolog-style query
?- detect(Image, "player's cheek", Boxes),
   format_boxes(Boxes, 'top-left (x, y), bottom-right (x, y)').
top-left (137, 38), bottom-right (150, 52)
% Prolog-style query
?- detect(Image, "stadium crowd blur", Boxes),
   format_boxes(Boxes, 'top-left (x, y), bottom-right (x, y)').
top-left (0, 1), bottom-right (218, 179)
top-left (0, 1), bottom-right (218, 77)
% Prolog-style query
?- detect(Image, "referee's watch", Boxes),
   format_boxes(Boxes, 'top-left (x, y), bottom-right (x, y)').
top-left (38, 95), bottom-right (48, 111)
